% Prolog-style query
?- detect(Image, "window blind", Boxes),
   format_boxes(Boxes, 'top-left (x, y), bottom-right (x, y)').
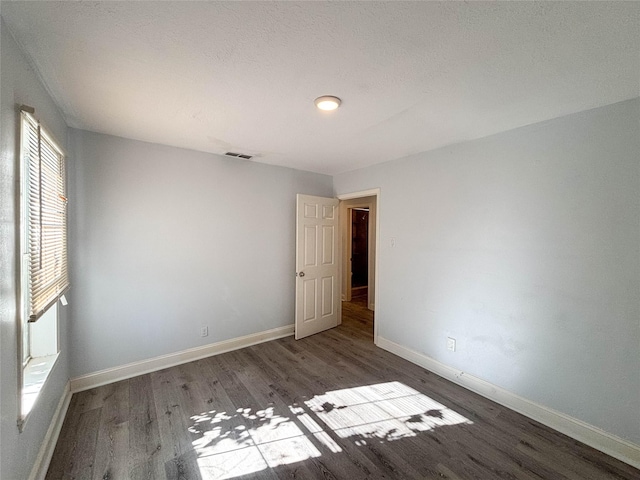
top-left (21, 112), bottom-right (69, 321)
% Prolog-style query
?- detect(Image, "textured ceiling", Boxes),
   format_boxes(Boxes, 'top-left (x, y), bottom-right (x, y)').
top-left (2, 1), bottom-right (639, 175)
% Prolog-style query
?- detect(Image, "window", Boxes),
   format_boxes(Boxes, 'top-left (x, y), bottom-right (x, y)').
top-left (19, 109), bottom-right (68, 424)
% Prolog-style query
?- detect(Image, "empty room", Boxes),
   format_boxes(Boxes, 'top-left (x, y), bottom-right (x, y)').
top-left (1, 1), bottom-right (639, 479)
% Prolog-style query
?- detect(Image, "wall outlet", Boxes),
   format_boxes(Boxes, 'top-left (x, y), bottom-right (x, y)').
top-left (201, 326), bottom-right (208, 337)
top-left (447, 337), bottom-right (456, 352)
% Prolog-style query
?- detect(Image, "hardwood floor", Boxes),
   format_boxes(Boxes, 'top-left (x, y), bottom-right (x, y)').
top-left (47, 298), bottom-right (639, 479)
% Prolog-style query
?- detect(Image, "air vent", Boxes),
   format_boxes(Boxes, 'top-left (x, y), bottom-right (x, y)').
top-left (225, 151), bottom-right (253, 160)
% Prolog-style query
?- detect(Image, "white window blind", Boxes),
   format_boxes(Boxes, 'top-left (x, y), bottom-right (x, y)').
top-left (21, 112), bottom-right (69, 321)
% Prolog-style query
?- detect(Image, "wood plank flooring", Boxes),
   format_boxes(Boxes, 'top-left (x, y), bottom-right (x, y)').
top-left (46, 297), bottom-right (640, 479)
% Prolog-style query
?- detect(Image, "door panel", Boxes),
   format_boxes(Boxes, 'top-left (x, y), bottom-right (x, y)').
top-left (303, 278), bottom-right (317, 322)
top-left (295, 194), bottom-right (340, 339)
top-left (321, 276), bottom-right (334, 317)
top-left (304, 225), bottom-right (317, 266)
top-left (322, 225), bottom-right (334, 264)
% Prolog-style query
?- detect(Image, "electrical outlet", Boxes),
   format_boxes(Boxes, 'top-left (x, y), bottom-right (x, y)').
top-left (201, 326), bottom-right (208, 337)
top-left (447, 337), bottom-right (456, 352)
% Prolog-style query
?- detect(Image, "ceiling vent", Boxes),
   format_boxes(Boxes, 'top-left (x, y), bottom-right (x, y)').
top-left (225, 151), bottom-right (253, 160)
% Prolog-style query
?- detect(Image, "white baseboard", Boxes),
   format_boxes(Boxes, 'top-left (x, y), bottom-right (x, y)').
top-left (28, 382), bottom-right (72, 480)
top-left (377, 336), bottom-right (640, 470)
top-left (70, 324), bottom-right (294, 393)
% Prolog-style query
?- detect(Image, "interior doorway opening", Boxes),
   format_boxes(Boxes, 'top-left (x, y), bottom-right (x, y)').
top-left (338, 189), bottom-right (379, 344)
top-left (340, 195), bottom-right (376, 310)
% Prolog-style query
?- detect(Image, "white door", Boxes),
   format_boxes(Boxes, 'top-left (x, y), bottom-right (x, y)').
top-left (295, 194), bottom-right (340, 339)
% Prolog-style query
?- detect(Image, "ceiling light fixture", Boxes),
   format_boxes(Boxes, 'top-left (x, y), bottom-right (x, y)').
top-left (314, 95), bottom-right (341, 111)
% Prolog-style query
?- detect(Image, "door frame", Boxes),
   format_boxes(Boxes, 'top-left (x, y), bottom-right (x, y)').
top-left (338, 188), bottom-right (380, 345)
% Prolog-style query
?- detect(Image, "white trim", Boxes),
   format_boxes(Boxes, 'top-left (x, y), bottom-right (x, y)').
top-left (337, 188), bottom-right (381, 345)
top-left (28, 382), bottom-right (72, 480)
top-left (337, 188), bottom-right (380, 200)
top-left (70, 325), bottom-right (294, 393)
top-left (377, 336), bottom-right (640, 470)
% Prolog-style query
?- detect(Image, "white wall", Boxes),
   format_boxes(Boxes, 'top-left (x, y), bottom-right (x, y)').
top-left (334, 98), bottom-right (640, 445)
top-left (68, 129), bottom-right (333, 377)
top-left (0, 18), bottom-right (71, 480)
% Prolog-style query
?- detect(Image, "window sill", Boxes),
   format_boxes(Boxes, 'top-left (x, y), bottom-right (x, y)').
top-left (19, 353), bottom-right (59, 430)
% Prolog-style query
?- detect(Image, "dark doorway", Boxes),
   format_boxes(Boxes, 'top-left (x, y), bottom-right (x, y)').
top-left (351, 208), bottom-right (369, 298)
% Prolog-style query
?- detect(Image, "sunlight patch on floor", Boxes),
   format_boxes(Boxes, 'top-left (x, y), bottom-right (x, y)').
top-left (190, 407), bottom-right (322, 479)
top-left (189, 381), bottom-right (472, 479)
top-left (306, 381), bottom-right (472, 443)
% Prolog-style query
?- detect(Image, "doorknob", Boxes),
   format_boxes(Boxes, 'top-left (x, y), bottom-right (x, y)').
top-left (298, 272), bottom-right (305, 277)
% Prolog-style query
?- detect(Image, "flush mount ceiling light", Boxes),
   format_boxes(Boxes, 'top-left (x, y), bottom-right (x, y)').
top-left (314, 95), bottom-right (341, 111)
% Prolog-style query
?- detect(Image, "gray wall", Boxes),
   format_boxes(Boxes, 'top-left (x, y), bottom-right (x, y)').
top-left (68, 130), bottom-right (333, 377)
top-left (0, 19), bottom-right (71, 480)
top-left (334, 98), bottom-right (640, 445)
